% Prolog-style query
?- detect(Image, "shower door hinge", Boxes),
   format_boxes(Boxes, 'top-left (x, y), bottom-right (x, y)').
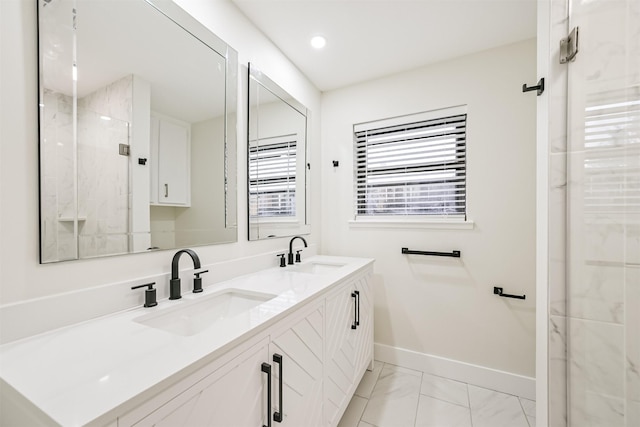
top-left (118, 143), bottom-right (130, 156)
top-left (560, 27), bottom-right (579, 64)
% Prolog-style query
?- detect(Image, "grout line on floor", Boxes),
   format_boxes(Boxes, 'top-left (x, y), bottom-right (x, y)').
top-left (518, 397), bottom-right (533, 427)
top-left (347, 360), bottom-right (534, 427)
top-left (417, 391), bottom-right (471, 409)
top-left (411, 371), bottom-right (423, 427)
top-left (466, 380), bottom-right (475, 427)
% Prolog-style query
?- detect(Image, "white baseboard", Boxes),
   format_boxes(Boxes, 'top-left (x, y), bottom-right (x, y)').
top-left (374, 343), bottom-right (536, 400)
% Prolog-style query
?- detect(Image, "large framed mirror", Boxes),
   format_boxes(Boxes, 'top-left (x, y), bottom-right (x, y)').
top-left (247, 64), bottom-right (310, 240)
top-left (37, 0), bottom-right (238, 263)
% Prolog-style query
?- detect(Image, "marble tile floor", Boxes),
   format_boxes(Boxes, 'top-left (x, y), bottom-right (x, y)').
top-left (338, 361), bottom-right (536, 427)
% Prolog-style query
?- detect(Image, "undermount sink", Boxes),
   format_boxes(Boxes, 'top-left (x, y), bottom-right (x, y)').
top-left (289, 261), bottom-right (346, 274)
top-left (134, 289), bottom-right (276, 336)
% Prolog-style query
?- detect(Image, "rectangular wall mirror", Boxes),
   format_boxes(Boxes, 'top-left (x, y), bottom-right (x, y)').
top-left (37, 0), bottom-right (238, 263)
top-left (247, 64), bottom-right (310, 240)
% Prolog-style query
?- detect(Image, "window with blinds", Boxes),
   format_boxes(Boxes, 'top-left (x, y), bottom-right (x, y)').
top-left (354, 107), bottom-right (467, 218)
top-left (249, 136), bottom-right (297, 217)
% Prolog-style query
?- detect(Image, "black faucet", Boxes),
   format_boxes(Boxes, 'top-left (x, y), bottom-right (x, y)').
top-left (169, 249), bottom-right (201, 300)
top-left (288, 236), bottom-right (308, 265)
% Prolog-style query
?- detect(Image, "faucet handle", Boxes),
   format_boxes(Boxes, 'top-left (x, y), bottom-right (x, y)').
top-left (295, 250), bottom-right (303, 263)
top-left (276, 253), bottom-right (286, 268)
top-left (193, 270), bottom-right (208, 293)
top-left (131, 282), bottom-right (158, 308)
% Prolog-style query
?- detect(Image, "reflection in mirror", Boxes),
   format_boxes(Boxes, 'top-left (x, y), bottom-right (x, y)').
top-left (38, 0), bottom-right (238, 263)
top-left (248, 64), bottom-right (310, 240)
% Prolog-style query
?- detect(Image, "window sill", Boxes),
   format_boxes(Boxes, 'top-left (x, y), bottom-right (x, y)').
top-left (348, 217), bottom-right (475, 230)
top-left (250, 219), bottom-right (300, 226)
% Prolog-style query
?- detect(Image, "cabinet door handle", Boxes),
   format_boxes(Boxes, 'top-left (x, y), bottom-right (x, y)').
top-left (164, 183), bottom-right (168, 198)
top-left (355, 290), bottom-right (360, 326)
top-left (261, 362), bottom-right (272, 427)
top-left (273, 354), bottom-right (283, 423)
top-left (351, 292), bottom-right (357, 330)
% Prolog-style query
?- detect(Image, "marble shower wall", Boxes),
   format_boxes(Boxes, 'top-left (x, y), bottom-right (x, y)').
top-left (77, 75), bottom-right (133, 258)
top-left (40, 76), bottom-right (133, 262)
top-left (564, 0), bottom-right (640, 426)
top-left (40, 89), bottom-right (77, 262)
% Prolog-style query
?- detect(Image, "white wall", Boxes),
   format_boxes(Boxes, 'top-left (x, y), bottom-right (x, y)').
top-left (1, 0), bottom-right (535, 382)
top-left (175, 115), bottom-right (235, 246)
top-left (0, 0), bottom-right (321, 305)
top-left (320, 39), bottom-right (537, 377)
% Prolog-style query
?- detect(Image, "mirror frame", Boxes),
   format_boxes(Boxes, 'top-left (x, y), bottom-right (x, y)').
top-left (36, 0), bottom-right (238, 263)
top-left (247, 63), bottom-right (310, 241)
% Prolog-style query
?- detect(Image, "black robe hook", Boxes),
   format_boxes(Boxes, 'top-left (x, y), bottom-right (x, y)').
top-left (522, 78), bottom-right (545, 96)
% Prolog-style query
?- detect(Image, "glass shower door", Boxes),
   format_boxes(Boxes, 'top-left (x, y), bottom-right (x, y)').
top-left (76, 109), bottom-right (131, 258)
top-left (565, 0), bottom-right (639, 425)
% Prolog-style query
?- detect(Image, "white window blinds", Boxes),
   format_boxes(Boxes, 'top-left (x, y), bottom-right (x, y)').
top-left (354, 107), bottom-right (467, 218)
top-left (249, 135), bottom-right (297, 217)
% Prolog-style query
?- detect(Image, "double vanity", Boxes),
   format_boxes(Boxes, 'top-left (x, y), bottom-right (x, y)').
top-left (0, 255), bottom-right (374, 427)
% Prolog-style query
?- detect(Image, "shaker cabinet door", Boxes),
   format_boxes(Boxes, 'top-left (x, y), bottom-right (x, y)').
top-left (150, 113), bottom-right (191, 206)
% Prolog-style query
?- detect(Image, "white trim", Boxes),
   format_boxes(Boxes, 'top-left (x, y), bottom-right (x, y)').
top-left (253, 218), bottom-right (301, 226)
top-left (536, 0), bottom-right (552, 424)
top-left (349, 218), bottom-right (474, 230)
top-left (374, 343), bottom-right (536, 400)
top-left (248, 133), bottom-right (297, 148)
top-left (354, 105), bottom-right (468, 133)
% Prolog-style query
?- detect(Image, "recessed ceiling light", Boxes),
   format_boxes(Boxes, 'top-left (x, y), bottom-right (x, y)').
top-left (310, 35), bottom-right (326, 49)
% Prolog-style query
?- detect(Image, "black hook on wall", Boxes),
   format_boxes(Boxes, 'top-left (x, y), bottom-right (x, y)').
top-left (522, 78), bottom-right (545, 96)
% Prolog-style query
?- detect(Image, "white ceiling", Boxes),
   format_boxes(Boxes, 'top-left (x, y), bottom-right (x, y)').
top-left (41, 0), bottom-right (227, 123)
top-left (231, 0), bottom-right (537, 91)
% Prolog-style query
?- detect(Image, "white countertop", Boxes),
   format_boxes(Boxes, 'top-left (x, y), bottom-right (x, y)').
top-left (0, 255), bottom-right (373, 426)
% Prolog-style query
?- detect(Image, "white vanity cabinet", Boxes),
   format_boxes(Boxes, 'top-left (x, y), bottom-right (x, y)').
top-left (119, 271), bottom-right (371, 427)
top-left (324, 273), bottom-right (374, 426)
top-left (268, 300), bottom-right (324, 427)
top-left (121, 300), bottom-right (327, 427)
top-left (121, 337), bottom-right (270, 427)
top-left (150, 113), bottom-right (191, 206)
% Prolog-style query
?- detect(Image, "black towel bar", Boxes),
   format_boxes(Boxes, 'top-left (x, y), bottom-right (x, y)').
top-left (401, 247), bottom-right (461, 258)
top-left (493, 287), bottom-right (526, 300)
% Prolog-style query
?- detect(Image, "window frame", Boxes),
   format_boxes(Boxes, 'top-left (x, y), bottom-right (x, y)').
top-left (248, 134), bottom-right (298, 219)
top-left (351, 105), bottom-right (473, 229)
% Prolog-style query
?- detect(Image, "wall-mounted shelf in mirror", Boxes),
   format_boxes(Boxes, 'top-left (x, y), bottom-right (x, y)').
top-left (247, 63), bottom-right (310, 241)
top-left (37, 0), bottom-right (238, 263)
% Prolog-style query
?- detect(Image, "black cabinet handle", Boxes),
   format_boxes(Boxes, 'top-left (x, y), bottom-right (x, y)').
top-left (261, 363), bottom-right (272, 427)
top-left (351, 292), bottom-right (357, 330)
top-left (354, 290), bottom-right (360, 326)
top-left (273, 354), bottom-right (283, 423)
